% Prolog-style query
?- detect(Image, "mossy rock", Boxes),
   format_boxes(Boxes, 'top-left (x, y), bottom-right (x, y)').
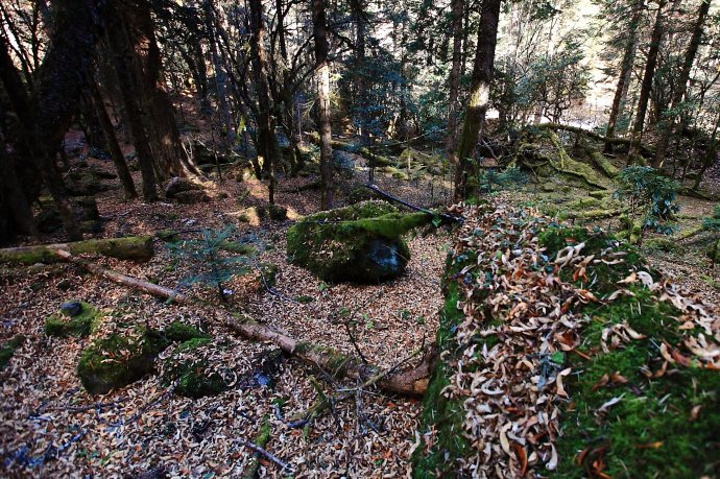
top-left (347, 185), bottom-right (382, 204)
top-left (163, 321), bottom-right (209, 343)
top-left (0, 335), bottom-right (25, 370)
top-left (77, 328), bottom-right (169, 394)
top-left (162, 338), bottom-right (229, 398)
top-left (286, 201), bottom-right (430, 283)
top-left (44, 301), bottom-right (101, 338)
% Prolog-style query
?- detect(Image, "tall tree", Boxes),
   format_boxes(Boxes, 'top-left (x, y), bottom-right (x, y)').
top-left (652, 0), bottom-right (712, 168)
top-left (604, 0), bottom-right (645, 153)
top-left (248, 0), bottom-right (280, 204)
top-left (453, 0), bottom-right (502, 201)
top-left (628, 0), bottom-right (667, 165)
top-left (313, 0), bottom-right (334, 209)
top-left (445, 0), bottom-right (464, 157)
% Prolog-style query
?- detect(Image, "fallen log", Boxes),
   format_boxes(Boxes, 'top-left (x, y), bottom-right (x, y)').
top-left (227, 315), bottom-right (430, 396)
top-left (0, 236), bottom-right (154, 264)
top-left (536, 123), bottom-right (654, 156)
top-left (53, 249), bottom-right (187, 303)
top-left (47, 245), bottom-right (430, 396)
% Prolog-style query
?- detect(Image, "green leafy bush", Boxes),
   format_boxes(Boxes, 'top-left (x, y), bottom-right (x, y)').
top-left (614, 166), bottom-right (680, 237)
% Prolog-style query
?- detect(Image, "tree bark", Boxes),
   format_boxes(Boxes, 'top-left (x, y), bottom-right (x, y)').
top-left (453, 0), bottom-right (502, 202)
top-left (0, 132), bottom-right (38, 238)
top-left (445, 0), bottom-right (464, 158)
top-left (313, 0), bottom-right (334, 209)
top-left (248, 0), bottom-right (280, 204)
top-left (104, 16), bottom-right (158, 202)
top-left (203, 0), bottom-right (235, 148)
top-left (88, 78), bottom-right (138, 199)
top-left (652, 0), bottom-right (711, 168)
top-left (628, 0), bottom-right (667, 165)
top-left (604, 0), bottom-right (645, 153)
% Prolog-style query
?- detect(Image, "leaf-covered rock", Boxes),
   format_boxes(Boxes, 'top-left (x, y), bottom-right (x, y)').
top-left (76, 328), bottom-right (169, 394)
top-left (162, 337), bottom-right (230, 398)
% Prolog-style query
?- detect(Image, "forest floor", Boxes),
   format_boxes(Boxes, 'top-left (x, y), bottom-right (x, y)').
top-left (2, 140), bottom-right (720, 477)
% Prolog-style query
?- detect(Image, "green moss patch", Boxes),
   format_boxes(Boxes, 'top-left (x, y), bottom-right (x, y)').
top-left (0, 335), bottom-right (26, 370)
top-left (44, 302), bottom-right (101, 338)
top-left (162, 338), bottom-right (230, 398)
top-left (163, 321), bottom-right (209, 343)
top-left (286, 201), bottom-right (430, 283)
top-left (77, 328), bottom-right (169, 394)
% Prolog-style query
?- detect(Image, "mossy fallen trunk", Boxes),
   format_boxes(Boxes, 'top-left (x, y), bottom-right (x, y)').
top-left (0, 236), bottom-right (154, 264)
top-left (413, 203), bottom-right (720, 477)
top-left (286, 201), bottom-right (431, 283)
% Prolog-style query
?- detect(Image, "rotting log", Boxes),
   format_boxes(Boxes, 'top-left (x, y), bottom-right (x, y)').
top-left (53, 249), bottom-right (187, 303)
top-left (227, 315), bottom-right (430, 396)
top-left (0, 236), bottom-right (154, 264)
top-left (587, 149), bottom-right (620, 178)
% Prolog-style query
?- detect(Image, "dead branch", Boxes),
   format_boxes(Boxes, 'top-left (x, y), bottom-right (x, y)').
top-left (52, 249), bottom-right (188, 303)
top-left (363, 184), bottom-right (462, 224)
top-left (227, 315), bottom-right (430, 396)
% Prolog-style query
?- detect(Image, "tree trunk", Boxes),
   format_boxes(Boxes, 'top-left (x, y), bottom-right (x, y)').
top-left (453, 0), bottom-right (502, 202)
top-left (628, 0), bottom-right (667, 165)
top-left (445, 0), bottom-right (464, 158)
top-left (652, 0), bottom-right (711, 168)
top-left (88, 78), bottom-right (138, 199)
top-left (313, 0), bottom-right (334, 210)
top-left (248, 0), bottom-right (280, 204)
top-left (203, 0), bottom-right (235, 148)
top-left (0, 132), bottom-right (38, 239)
top-left (104, 16), bottom-right (158, 202)
top-left (604, 0), bottom-right (644, 153)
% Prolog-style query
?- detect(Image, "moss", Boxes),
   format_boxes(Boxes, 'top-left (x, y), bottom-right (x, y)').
top-left (287, 201), bottom-right (430, 282)
top-left (77, 328), bottom-right (169, 394)
top-left (162, 337), bottom-right (229, 398)
top-left (163, 321), bottom-right (209, 343)
top-left (643, 237), bottom-right (680, 253)
top-left (552, 289), bottom-right (720, 478)
top-left (44, 302), bottom-right (101, 338)
top-left (295, 295), bottom-right (315, 303)
top-left (566, 197), bottom-right (602, 210)
top-left (0, 335), bottom-right (25, 370)
top-left (412, 262), bottom-right (472, 477)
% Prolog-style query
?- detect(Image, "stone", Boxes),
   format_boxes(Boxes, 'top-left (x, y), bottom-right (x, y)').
top-left (77, 328), bottom-right (169, 394)
top-left (165, 177), bottom-right (202, 199)
top-left (173, 190), bottom-right (210, 204)
top-left (286, 201), bottom-right (430, 283)
top-left (61, 300), bottom-right (83, 317)
top-left (162, 338), bottom-right (229, 398)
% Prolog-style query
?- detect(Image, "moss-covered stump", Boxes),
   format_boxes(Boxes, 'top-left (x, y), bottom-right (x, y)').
top-left (286, 201), bottom-right (430, 283)
top-left (44, 301), bottom-right (101, 338)
top-left (77, 328), bottom-right (169, 394)
top-left (162, 338), bottom-right (230, 398)
top-left (0, 335), bottom-right (25, 370)
top-left (413, 203), bottom-right (720, 477)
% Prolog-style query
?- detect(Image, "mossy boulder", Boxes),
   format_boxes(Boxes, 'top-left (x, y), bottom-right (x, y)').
top-left (0, 335), bottom-right (25, 370)
top-left (44, 301), bottom-right (101, 338)
top-left (286, 201), bottom-right (430, 283)
top-left (77, 328), bottom-right (169, 394)
top-left (162, 338), bottom-right (229, 398)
